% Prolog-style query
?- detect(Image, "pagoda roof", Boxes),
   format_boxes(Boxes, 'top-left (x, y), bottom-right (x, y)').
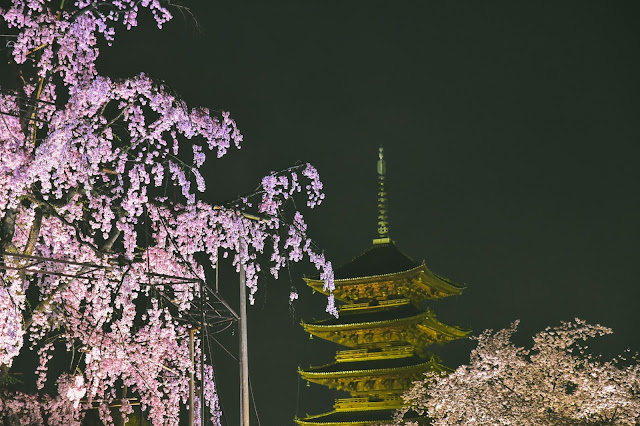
top-left (295, 409), bottom-right (398, 425)
top-left (304, 355), bottom-right (426, 374)
top-left (302, 308), bottom-right (470, 351)
top-left (296, 408), bottom-right (397, 425)
top-left (299, 356), bottom-right (442, 380)
top-left (304, 243), bottom-right (465, 304)
top-left (333, 242), bottom-right (420, 280)
top-left (317, 301), bottom-right (421, 326)
top-left (303, 306), bottom-right (463, 333)
top-left (299, 357), bottom-right (446, 396)
top-left (295, 409), bottom-right (428, 426)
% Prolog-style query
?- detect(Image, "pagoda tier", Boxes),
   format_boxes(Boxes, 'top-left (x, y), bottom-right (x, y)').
top-left (295, 406), bottom-right (429, 426)
top-left (304, 242), bottom-right (464, 305)
top-left (302, 300), bottom-right (470, 352)
top-left (299, 354), bottom-right (447, 395)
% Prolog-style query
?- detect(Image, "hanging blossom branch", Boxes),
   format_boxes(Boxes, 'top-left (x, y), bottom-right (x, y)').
top-left (393, 319), bottom-right (640, 426)
top-left (0, 1), bottom-right (335, 425)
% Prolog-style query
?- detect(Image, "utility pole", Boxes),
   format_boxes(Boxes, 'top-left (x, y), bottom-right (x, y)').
top-left (189, 328), bottom-right (196, 426)
top-left (200, 278), bottom-right (206, 425)
top-left (239, 263), bottom-right (250, 426)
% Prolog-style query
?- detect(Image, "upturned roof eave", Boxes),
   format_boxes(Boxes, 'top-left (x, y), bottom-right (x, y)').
top-left (295, 412), bottom-right (426, 426)
top-left (304, 261), bottom-right (465, 291)
top-left (302, 309), bottom-right (471, 338)
top-left (301, 355), bottom-right (425, 375)
top-left (299, 359), bottom-right (439, 378)
top-left (302, 309), bottom-right (430, 330)
top-left (295, 410), bottom-right (397, 426)
top-left (306, 263), bottom-right (425, 284)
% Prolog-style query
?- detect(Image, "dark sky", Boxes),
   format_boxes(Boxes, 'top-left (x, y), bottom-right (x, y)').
top-left (100, 1), bottom-right (638, 424)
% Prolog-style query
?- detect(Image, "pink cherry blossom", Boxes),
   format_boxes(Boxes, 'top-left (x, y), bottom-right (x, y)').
top-left (0, 1), bottom-right (334, 424)
top-left (65, 376), bottom-right (86, 409)
top-left (394, 319), bottom-right (640, 425)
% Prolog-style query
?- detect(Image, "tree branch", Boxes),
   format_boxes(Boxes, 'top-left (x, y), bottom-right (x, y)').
top-left (23, 207), bottom-right (43, 256)
top-left (0, 208), bottom-right (17, 253)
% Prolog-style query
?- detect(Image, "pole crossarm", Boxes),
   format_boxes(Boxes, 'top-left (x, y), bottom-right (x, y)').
top-left (0, 250), bottom-right (238, 326)
top-left (0, 251), bottom-right (199, 283)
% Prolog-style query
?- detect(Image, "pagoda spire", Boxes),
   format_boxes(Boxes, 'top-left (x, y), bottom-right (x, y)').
top-left (375, 147), bottom-right (391, 244)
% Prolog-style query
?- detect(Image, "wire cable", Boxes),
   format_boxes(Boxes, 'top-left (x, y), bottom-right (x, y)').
top-left (248, 376), bottom-right (262, 426)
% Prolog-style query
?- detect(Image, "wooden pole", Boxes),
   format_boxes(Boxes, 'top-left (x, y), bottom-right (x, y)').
top-left (189, 328), bottom-right (195, 426)
top-left (239, 263), bottom-right (250, 426)
top-left (200, 279), bottom-right (206, 425)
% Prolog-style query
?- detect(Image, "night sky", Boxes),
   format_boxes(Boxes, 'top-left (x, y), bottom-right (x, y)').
top-left (23, 1), bottom-right (640, 424)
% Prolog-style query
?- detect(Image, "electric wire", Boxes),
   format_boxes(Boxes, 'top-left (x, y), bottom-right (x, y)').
top-left (248, 376), bottom-right (262, 426)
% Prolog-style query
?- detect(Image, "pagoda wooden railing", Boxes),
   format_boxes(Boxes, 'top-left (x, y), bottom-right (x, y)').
top-left (334, 396), bottom-right (403, 411)
top-left (335, 345), bottom-right (414, 362)
top-left (338, 298), bottom-right (410, 314)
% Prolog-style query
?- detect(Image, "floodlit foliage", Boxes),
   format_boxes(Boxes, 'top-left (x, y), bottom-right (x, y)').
top-left (0, 0), bottom-right (335, 424)
top-left (394, 319), bottom-right (640, 425)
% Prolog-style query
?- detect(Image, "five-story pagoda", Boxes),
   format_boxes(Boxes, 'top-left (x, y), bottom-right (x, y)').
top-left (295, 148), bottom-right (470, 426)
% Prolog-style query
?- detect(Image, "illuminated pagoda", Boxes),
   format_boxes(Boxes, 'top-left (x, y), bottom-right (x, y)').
top-left (295, 148), bottom-right (470, 426)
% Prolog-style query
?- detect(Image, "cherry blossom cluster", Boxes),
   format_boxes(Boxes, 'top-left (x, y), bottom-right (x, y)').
top-left (193, 356), bottom-right (221, 426)
top-left (0, 1), bottom-right (334, 424)
top-left (1, 0), bottom-right (172, 84)
top-left (0, 374), bottom-right (84, 426)
top-left (0, 276), bottom-right (25, 367)
top-left (394, 319), bottom-right (640, 425)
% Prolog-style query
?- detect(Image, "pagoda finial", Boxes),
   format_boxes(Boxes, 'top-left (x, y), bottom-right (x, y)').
top-left (374, 146), bottom-right (391, 244)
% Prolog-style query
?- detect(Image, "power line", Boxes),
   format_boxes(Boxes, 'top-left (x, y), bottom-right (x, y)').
top-left (248, 376), bottom-right (262, 426)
